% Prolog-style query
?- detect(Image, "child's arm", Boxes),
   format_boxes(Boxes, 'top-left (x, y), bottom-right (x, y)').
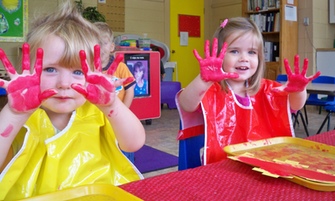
top-left (282, 55), bottom-right (321, 110)
top-left (72, 45), bottom-right (145, 152)
top-left (99, 97), bottom-right (145, 152)
top-left (123, 84), bottom-right (135, 108)
top-left (0, 44), bottom-right (56, 169)
top-left (0, 105), bottom-right (31, 170)
top-left (179, 38), bottom-right (239, 112)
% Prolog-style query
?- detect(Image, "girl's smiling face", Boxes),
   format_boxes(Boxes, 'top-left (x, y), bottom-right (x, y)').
top-left (39, 34), bottom-right (86, 114)
top-left (223, 31), bottom-right (259, 82)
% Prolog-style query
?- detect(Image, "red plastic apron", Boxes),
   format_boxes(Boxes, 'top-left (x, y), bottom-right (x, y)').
top-left (201, 79), bottom-right (294, 164)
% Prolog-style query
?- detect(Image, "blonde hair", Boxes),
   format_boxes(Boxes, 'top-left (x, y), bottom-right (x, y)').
top-left (26, 0), bottom-right (100, 70)
top-left (213, 17), bottom-right (264, 95)
top-left (94, 22), bottom-right (114, 43)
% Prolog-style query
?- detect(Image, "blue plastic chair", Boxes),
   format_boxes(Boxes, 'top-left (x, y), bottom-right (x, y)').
top-left (275, 74), bottom-right (309, 136)
top-left (178, 134), bottom-right (204, 170)
top-left (176, 93), bottom-right (205, 170)
top-left (303, 76), bottom-right (335, 125)
top-left (0, 88), bottom-right (6, 96)
top-left (275, 74), bottom-right (288, 82)
top-left (316, 104), bottom-right (335, 134)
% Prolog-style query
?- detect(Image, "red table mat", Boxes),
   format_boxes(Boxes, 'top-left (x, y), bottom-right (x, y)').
top-left (120, 131), bottom-right (335, 200)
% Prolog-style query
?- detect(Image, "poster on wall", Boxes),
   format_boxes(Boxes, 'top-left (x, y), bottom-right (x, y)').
top-left (178, 14), bottom-right (200, 37)
top-left (0, 0), bottom-right (27, 42)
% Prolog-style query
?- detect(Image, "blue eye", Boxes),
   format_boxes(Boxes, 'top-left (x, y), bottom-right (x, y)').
top-left (230, 50), bottom-right (238, 54)
top-left (44, 67), bottom-right (56, 73)
top-left (73, 70), bottom-right (84, 75)
top-left (249, 50), bottom-right (257, 55)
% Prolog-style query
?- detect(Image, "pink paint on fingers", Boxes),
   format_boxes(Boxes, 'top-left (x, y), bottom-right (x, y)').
top-left (39, 89), bottom-right (57, 101)
top-left (79, 50), bottom-right (89, 75)
top-left (0, 49), bottom-right (16, 75)
top-left (204, 40), bottom-right (210, 58)
top-left (300, 58), bottom-right (308, 75)
top-left (211, 38), bottom-right (218, 57)
top-left (34, 48), bottom-right (44, 76)
top-left (293, 55), bottom-right (300, 74)
top-left (1, 124), bottom-right (13, 138)
top-left (193, 49), bottom-right (202, 62)
top-left (22, 43), bottom-right (31, 71)
top-left (0, 80), bottom-right (4, 87)
top-left (106, 54), bottom-right (123, 75)
top-left (94, 45), bottom-right (102, 72)
top-left (218, 43), bottom-right (228, 60)
top-left (86, 74), bottom-right (113, 92)
top-left (71, 83), bottom-right (88, 97)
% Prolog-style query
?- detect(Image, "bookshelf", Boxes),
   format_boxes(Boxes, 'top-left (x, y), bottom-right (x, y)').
top-left (242, 0), bottom-right (298, 80)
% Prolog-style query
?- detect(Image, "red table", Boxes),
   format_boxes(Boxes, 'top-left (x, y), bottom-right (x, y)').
top-left (120, 131), bottom-right (335, 200)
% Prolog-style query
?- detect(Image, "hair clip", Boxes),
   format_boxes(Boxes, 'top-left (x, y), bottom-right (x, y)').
top-left (220, 19), bottom-right (228, 29)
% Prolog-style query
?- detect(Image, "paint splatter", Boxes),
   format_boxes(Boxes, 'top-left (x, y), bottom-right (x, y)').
top-left (1, 124), bottom-right (13, 137)
top-left (108, 110), bottom-right (114, 117)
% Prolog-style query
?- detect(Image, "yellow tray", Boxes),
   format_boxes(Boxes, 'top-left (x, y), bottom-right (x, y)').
top-left (17, 184), bottom-right (142, 201)
top-left (224, 137), bottom-right (335, 191)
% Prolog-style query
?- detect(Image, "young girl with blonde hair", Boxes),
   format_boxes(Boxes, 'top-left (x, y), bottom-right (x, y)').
top-left (0, 1), bottom-right (145, 200)
top-left (177, 17), bottom-right (320, 164)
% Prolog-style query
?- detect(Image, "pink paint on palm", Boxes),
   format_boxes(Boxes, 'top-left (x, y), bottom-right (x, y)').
top-left (193, 38), bottom-right (238, 82)
top-left (284, 54), bottom-right (320, 93)
top-left (76, 48), bottom-right (116, 105)
top-left (1, 43), bottom-right (56, 112)
top-left (87, 85), bottom-right (111, 104)
top-left (1, 124), bottom-right (13, 138)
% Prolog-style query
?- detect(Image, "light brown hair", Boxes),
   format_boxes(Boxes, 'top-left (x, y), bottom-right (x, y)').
top-left (213, 17), bottom-right (265, 95)
top-left (26, 0), bottom-right (100, 70)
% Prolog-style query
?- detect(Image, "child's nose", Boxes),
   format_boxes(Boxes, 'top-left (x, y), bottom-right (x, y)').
top-left (56, 73), bottom-right (72, 89)
top-left (239, 52), bottom-right (249, 62)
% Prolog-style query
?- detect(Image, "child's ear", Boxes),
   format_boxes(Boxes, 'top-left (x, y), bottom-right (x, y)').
top-left (110, 42), bottom-right (115, 53)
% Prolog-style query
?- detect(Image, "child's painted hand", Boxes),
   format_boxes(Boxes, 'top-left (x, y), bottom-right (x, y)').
top-left (72, 45), bottom-right (133, 106)
top-left (284, 55), bottom-right (321, 92)
top-left (0, 43), bottom-right (57, 112)
top-left (193, 38), bottom-right (239, 82)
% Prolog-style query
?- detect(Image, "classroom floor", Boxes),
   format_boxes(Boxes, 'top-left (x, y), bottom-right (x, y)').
top-left (142, 104), bottom-right (335, 178)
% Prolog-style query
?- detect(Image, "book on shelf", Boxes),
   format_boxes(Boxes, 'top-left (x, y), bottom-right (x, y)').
top-left (273, 12), bottom-right (280, 32)
top-left (250, 12), bottom-right (277, 33)
top-left (272, 42), bottom-right (279, 62)
top-left (264, 41), bottom-right (273, 62)
top-left (263, 41), bottom-right (279, 62)
top-left (248, 0), bottom-right (279, 11)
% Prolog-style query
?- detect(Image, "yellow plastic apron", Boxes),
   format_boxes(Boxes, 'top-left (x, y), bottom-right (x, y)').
top-left (0, 101), bottom-right (142, 200)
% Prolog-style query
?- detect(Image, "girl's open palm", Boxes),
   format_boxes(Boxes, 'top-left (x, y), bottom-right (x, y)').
top-left (72, 45), bottom-right (133, 106)
top-left (0, 43), bottom-right (56, 112)
top-left (284, 55), bottom-right (321, 92)
top-left (193, 38), bottom-right (239, 82)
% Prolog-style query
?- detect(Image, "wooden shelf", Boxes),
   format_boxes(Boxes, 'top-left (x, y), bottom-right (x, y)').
top-left (242, 0), bottom-right (298, 80)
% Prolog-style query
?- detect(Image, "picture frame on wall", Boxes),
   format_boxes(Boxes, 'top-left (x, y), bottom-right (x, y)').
top-left (329, 0), bottom-right (335, 23)
top-left (0, 0), bottom-right (28, 42)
